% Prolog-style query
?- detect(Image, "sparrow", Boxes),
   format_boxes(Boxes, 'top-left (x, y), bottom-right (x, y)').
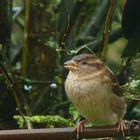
top-left (64, 53), bottom-right (126, 137)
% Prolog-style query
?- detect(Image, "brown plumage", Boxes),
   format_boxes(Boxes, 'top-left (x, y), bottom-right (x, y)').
top-left (64, 53), bottom-right (126, 126)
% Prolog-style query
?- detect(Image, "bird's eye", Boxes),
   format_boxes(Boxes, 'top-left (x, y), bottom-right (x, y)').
top-left (81, 60), bottom-right (87, 65)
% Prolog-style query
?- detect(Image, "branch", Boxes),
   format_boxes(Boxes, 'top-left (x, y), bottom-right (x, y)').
top-left (32, 86), bottom-right (50, 113)
top-left (0, 127), bottom-right (139, 140)
top-left (58, 0), bottom-right (85, 48)
top-left (0, 47), bottom-right (23, 114)
top-left (77, 27), bottom-right (122, 53)
top-left (16, 76), bottom-right (51, 84)
top-left (101, 0), bottom-right (116, 61)
top-left (22, 0), bottom-right (31, 78)
top-left (82, 0), bottom-right (110, 37)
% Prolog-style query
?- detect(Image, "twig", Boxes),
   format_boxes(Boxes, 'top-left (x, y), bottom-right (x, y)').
top-left (101, 0), bottom-right (116, 61)
top-left (32, 86), bottom-right (50, 113)
top-left (53, 101), bottom-right (70, 111)
top-left (0, 46), bottom-right (32, 129)
top-left (0, 47), bottom-right (23, 113)
top-left (0, 67), bottom-right (20, 109)
top-left (59, 0), bottom-right (85, 50)
top-left (22, 0), bottom-right (31, 78)
top-left (12, 7), bottom-right (23, 20)
top-left (82, 0), bottom-right (110, 37)
top-left (15, 76), bottom-right (51, 84)
top-left (77, 27), bottom-right (122, 53)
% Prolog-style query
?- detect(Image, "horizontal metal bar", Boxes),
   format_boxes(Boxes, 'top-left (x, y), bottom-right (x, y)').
top-left (0, 127), bottom-right (139, 140)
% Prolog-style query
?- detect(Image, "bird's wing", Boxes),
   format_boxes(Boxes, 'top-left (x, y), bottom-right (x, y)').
top-left (107, 67), bottom-right (124, 97)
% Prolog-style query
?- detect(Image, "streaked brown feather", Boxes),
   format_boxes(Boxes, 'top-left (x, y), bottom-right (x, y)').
top-left (106, 67), bottom-right (124, 97)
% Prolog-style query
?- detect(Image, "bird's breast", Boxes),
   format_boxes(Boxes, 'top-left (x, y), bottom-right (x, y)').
top-left (65, 73), bottom-right (124, 126)
top-left (65, 72), bottom-right (111, 101)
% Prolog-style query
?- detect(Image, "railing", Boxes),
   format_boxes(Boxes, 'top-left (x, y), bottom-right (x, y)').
top-left (0, 127), bottom-right (140, 140)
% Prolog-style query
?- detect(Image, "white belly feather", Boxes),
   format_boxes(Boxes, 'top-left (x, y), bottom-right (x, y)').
top-left (65, 72), bottom-right (125, 126)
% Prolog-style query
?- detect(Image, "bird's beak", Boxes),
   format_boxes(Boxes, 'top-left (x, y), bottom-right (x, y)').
top-left (64, 60), bottom-right (78, 71)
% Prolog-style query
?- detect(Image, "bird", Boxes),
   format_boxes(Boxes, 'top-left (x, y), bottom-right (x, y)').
top-left (64, 53), bottom-right (126, 138)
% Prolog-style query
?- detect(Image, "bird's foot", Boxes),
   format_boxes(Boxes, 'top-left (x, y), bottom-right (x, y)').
top-left (117, 120), bottom-right (126, 137)
top-left (75, 120), bottom-right (87, 139)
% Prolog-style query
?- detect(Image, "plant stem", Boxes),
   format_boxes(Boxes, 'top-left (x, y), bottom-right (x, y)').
top-left (101, 0), bottom-right (116, 61)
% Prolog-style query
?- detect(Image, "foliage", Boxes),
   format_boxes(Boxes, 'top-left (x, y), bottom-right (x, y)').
top-left (14, 115), bottom-right (74, 128)
top-left (129, 80), bottom-right (140, 95)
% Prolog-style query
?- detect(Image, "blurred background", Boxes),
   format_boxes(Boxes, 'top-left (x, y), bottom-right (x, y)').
top-left (0, 1), bottom-right (140, 139)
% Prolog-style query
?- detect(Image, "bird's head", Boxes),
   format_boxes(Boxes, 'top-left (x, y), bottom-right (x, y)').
top-left (64, 53), bottom-right (104, 75)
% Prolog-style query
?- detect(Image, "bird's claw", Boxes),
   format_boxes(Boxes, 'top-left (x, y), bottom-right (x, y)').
top-left (75, 120), bottom-right (86, 139)
top-left (117, 120), bottom-right (126, 137)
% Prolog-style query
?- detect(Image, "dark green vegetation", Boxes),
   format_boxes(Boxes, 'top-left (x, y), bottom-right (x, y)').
top-left (0, 0), bottom-right (140, 139)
